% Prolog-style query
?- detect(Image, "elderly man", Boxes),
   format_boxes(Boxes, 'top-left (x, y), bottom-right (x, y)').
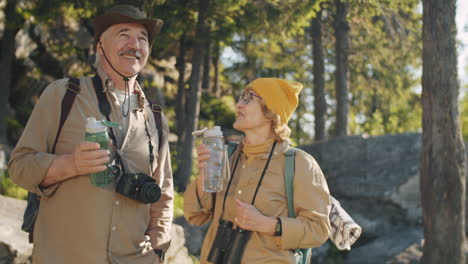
top-left (8, 5), bottom-right (173, 264)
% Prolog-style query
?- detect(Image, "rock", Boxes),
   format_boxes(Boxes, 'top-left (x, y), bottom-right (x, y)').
top-left (0, 195), bottom-right (32, 263)
top-left (164, 224), bottom-right (193, 264)
top-left (299, 133), bottom-right (468, 264)
top-left (301, 133), bottom-right (423, 243)
top-left (342, 228), bottom-right (423, 264)
top-left (0, 144), bottom-right (11, 175)
top-left (0, 194), bottom-right (191, 264)
top-left (387, 241), bottom-right (423, 264)
top-left (174, 216), bottom-right (209, 257)
top-left (0, 242), bottom-right (16, 264)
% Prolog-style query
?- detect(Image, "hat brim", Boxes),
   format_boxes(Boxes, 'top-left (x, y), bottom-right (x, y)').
top-left (93, 13), bottom-right (163, 47)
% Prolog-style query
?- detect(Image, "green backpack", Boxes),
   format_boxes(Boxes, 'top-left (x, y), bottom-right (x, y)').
top-left (227, 143), bottom-right (311, 264)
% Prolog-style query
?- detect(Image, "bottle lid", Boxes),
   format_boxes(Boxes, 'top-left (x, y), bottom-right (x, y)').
top-left (204, 126), bottom-right (223, 138)
top-left (85, 117), bottom-right (107, 133)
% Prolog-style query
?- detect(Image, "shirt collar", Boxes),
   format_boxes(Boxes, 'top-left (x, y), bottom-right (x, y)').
top-left (96, 65), bottom-right (146, 108)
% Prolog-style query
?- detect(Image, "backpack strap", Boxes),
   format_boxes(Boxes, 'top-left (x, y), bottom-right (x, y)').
top-left (25, 77), bottom-right (81, 243)
top-left (284, 148), bottom-right (296, 218)
top-left (51, 78), bottom-right (80, 154)
top-left (284, 148), bottom-right (311, 264)
top-left (227, 142), bottom-right (238, 158)
top-left (147, 100), bottom-right (164, 152)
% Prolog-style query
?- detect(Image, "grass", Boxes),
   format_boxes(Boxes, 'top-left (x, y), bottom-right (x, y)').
top-left (0, 170), bottom-right (28, 200)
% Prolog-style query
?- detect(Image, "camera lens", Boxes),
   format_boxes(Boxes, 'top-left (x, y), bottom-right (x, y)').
top-left (109, 160), bottom-right (122, 179)
top-left (139, 182), bottom-right (161, 203)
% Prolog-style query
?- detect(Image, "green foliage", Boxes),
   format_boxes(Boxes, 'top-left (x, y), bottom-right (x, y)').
top-left (173, 191), bottom-right (184, 218)
top-left (0, 170), bottom-right (28, 200)
top-left (7, 116), bottom-right (24, 147)
top-left (461, 89), bottom-right (468, 142)
top-left (190, 255), bottom-right (200, 264)
top-left (346, 0), bottom-right (422, 136)
top-left (199, 93), bottom-right (236, 130)
top-left (3, 0), bottom-right (430, 160)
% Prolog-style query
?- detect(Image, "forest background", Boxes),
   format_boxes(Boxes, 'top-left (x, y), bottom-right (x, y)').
top-left (0, 0), bottom-right (467, 262)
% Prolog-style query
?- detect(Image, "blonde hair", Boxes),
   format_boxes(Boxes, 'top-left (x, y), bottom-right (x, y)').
top-left (245, 87), bottom-right (291, 142)
top-left (262, 104), bottom-right (292, 142)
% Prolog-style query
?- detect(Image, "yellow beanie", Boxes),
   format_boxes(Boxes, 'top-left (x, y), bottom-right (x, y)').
top-left (248, 78), bottom-right (303, 125)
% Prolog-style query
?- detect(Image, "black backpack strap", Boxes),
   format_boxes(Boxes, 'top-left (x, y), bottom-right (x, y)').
top-left (51, 78), bottom-right (80, 153)
top-left (24, 77), bottom-right (80, 243)
top-left (147, 100), bottom-right (164, 152)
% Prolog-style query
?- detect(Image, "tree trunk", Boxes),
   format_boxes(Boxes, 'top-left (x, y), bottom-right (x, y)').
top-left (0, 0), bottom-right (22, 145)
top-left (311, 10), bottom-right (326, 142)
top-left (421, 0), bottom-right (466, 263)
top-left (175, 0), bottom-right (209, 192)
top-left (334, 0), bottom-right (349, 137)
top-left (294, 96), bottom-right (304, 145)
top-left (202, 25), bottom-right (211, 92)
top-left (212, 40), bottom-right (221, 98)
top-left (175, 33), bottom-right (187, 166)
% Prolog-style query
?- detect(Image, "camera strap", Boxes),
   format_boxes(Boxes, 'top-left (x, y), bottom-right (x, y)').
top-left (91, 74), bottom-right (154, 174)
top-left (220, 141), bottom-right (277, 218)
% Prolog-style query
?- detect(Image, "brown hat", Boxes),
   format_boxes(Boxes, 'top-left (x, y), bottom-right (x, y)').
top-left (92, 5), bottom-right (163, 47)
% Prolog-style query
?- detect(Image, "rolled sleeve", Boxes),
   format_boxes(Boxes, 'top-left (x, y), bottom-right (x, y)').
top-left (183, 180), bottom-right (214, 226)
top-left (278, 151), bottom-right (331, 250)
top-left (8, 80), bottom-right (64, 196)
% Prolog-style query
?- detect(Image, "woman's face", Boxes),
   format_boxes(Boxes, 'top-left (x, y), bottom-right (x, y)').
top-left (233, 90), bottom-right (271, 132)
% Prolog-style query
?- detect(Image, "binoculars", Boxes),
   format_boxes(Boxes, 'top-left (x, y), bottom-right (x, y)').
top-left (207, 219), bottom-right (251, 264)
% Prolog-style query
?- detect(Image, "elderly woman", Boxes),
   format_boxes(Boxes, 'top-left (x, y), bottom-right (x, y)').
top-left (184, 78), bottom-right (331, 264)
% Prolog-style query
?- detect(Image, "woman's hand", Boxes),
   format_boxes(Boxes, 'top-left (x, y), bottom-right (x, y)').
top-left (234, 199), bottom-right (277, 235)
top-left (195, 144), bottom-right (210, 194)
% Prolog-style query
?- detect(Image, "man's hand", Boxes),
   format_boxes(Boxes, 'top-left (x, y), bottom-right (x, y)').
top-left (40, 141), bottom-right (109, 187)
top-left (234, 199), bottom-right (277, 235)
top-left (71, 142), bottom-right (109, 176)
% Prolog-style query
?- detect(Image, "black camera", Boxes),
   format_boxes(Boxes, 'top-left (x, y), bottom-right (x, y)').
top-left (208, 219), bottom-right (251, 264)
top-left (116, 172), bottom-right (161, 204)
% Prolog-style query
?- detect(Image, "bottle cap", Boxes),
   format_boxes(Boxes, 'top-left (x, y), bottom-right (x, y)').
top-left (203, 126), bottom-right (223, 138)
top-left (192, 127), bottom-right (208, 137)
top-left (85, 117), bottom-right (107, 133)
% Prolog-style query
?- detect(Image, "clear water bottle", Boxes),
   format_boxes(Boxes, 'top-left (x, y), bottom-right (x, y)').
top-left (193, 126), bottom-right (225, 192)
top-left (85, 117), bottom-right (111, 187)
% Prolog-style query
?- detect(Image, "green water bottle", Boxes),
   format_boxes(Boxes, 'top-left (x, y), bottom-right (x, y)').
top-left (85, 117), bottom-right (111, 186)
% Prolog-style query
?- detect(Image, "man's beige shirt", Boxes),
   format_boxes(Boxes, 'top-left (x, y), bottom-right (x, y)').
top-left (184, 141), bottom-right (331, 264)
top-left (8, 70), bottom-right (173, 264)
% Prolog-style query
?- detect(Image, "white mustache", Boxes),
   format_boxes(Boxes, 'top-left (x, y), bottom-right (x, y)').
top-left (119, 50), bottom-right (141, 60)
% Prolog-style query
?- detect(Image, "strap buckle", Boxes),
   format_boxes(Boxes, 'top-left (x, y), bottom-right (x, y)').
top-left (67, 78), bottom-right (80, 94)
top-left (151, 104), bottom-right (162, 113)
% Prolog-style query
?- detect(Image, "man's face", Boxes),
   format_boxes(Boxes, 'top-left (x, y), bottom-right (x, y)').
top-left (98, 23), bottom-right (149, 76)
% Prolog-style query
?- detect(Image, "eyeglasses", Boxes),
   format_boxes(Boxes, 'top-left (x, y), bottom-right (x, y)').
top-left (238, 91), bottom-right (262, 105)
